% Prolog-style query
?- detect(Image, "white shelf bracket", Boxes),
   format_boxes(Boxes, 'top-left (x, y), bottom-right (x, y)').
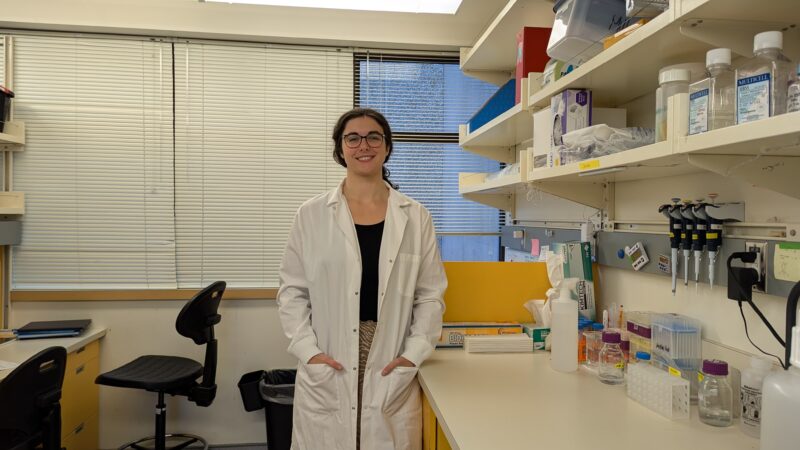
top-left (687, 154), bottom-right (800, 201)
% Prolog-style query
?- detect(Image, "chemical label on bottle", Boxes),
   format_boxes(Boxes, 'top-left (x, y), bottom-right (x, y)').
top-left (737, 73), bottom-right (771, 124)
top-left (788, 81), bottom-right (800, 113)
top-left (668, 366), bottom-right (682, 378)
top-left (615, 362), bottom-right (625, 369)
top-left (697, 372), bottom-right (705, 382)
top-left (689, 88), bottom-right (709, 134)
top-left (741, 384), bottom-right (763, 426)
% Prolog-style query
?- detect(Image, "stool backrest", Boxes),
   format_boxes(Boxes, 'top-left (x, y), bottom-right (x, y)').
top-left (176, 280), bottom-right (225, 406)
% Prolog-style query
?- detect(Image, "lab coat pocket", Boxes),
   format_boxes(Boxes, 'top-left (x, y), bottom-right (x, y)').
top-left (297, 363), bottom-right (340, 413)
top-left (382, 366), bottom-right (419, 415)
top-left (394, 253), bottom-right (421, 296)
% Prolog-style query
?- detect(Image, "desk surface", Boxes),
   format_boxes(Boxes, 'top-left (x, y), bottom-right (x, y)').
top-left (418, 349), bottom-right (758, 450)
top-left (0, 326), bottom-right (107, 380)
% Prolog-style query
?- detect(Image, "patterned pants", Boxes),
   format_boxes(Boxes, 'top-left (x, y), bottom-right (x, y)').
top-left (356, 320), bottom-right (377, 450)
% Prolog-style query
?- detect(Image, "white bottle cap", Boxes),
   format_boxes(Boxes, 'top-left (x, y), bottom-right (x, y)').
top-left (749, 355), bottom-right (773, 372)
top-left (792, 326), bottom-right (800, 369)
top-left (754, 31), bottom-right (783, 52)
top-left (659, 68), bottom-right (691, 85)
top-left (706, 48), bottom-right (731, 67)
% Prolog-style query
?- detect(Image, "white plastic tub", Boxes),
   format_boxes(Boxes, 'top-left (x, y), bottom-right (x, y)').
top-left (547, 0), bottom-right (628, 64)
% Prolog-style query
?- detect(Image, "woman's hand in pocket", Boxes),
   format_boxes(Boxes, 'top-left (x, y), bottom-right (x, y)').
top-left (381, 356), bottom-right (416, 376)
top-left (307, 353), bottom-right (344, 370)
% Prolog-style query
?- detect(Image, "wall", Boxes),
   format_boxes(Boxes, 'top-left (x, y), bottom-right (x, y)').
top-left (0, 0), bottom-right (515, 51)
top-left (516, 170), bottom-right (800, 368)
top-left (10, 299), bottom-right (292, 446)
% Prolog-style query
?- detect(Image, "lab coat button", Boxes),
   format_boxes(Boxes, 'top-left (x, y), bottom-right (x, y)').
top-left (389, 259), bottom-right (393, 263)
top-left (353, 328), bottom-right (357, 333)
top-left (355, 291), bottom-right (359, 295)
top-left (352, 367), bottom-right (357, 371)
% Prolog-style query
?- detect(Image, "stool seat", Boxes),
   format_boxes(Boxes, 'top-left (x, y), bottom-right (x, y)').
top-left (97, 355), bottom-right (202, 392)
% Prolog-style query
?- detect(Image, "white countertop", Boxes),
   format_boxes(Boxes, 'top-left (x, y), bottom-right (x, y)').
top-left (418, 349), bottom-right (759, 450)
top-left (0, 326), bottom-right (107, 380)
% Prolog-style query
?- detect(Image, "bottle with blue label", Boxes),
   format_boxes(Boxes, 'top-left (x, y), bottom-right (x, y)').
top-left (689, 48), bottom-right (735, 134)
top-left (736, 31), bottom-right (794, 124)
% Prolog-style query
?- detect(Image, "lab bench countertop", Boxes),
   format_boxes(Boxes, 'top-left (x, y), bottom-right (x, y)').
top-left (418, 349), bottom-right (758, 450)
top-left (0, 326), bottom-right (107, 380)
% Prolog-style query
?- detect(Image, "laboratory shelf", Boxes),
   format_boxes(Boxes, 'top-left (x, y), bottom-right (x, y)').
top-left (459, 172), bottom-right (522, 196)
top-left (458, 103), bottom-right (531, 163)
top-left (676, 112), bottom-right (800, 201)
top-left (677, 112), bottom-right (800, 157)
top-left (0, 121), bottom-right (25, 149)
top-left (527, 141), bottom-right (699, 209)
top-left (0, 192), bottom-right (25, 215)
top-left (528, 12), bottom-right (710, 109)
top-left (458, 0), bottom-right (554, 85)
top-left (529, 141), bottom-right (696, 183)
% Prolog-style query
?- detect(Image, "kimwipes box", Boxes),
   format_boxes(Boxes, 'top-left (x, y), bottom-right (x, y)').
top-left (437, 322), bottom-right (523, 348)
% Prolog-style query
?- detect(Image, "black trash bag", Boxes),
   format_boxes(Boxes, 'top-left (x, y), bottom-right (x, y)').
top-left (261, 369), bottom-right (296, 450)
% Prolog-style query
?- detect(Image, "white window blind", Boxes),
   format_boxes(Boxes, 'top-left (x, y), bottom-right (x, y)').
top-left (11, 35), bottom-right (176, 289)
top-left (355, 55), bottom-right (502, 234)
top-left (174, 43), bottom-right (351, 288)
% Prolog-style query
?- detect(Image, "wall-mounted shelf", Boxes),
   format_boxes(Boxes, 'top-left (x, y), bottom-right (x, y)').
top-left (527, 0), bottom-right (799, 110)
top-left (459, 0), bottom-right (800, 212)
top-left (0, 192), bottom-right (25, 215)
top-left (0, 121), bottom-right (25, 150)
top-left (459, 79), bottom-right (532, 163)
top-left (459, 0), bottom-right (554, 85)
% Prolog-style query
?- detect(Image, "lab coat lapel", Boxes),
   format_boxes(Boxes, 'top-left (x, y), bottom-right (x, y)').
top-left (379, 188), bottom-right (409, 313)
top-left (327, 182), bottom-right (360, 257)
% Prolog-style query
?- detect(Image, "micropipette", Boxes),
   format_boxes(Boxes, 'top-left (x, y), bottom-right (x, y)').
top-left (679, 200), bottom-right (696, 287)
top-left (659, 198), bottom-right (681, 295)
top-left (691, 198), bottom-right (707, 285)
top-left (681, 200), bottom-right (697, 286)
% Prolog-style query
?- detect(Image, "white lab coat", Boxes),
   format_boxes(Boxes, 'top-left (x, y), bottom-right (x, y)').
top-left (277, 180), bottom-right (447, 450)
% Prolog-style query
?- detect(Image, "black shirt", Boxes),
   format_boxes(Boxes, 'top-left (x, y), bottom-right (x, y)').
top-left (355, 221), bottom-right (384, 322)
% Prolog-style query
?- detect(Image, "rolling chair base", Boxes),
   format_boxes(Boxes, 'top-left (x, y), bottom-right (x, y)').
top-left (119, 433), bottom-right (208, 450)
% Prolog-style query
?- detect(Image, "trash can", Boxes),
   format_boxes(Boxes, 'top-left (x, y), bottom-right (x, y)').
top-left (238, 369), bottom-right (296, 450)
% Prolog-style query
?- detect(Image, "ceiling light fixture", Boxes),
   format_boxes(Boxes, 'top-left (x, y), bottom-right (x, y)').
top-left (199, 0), bottom-right (463, 14)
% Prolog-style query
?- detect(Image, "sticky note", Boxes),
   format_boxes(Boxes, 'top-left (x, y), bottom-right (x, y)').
top-left (531, 239), bottom-right (540, 257)
top-left (775, 242), bottom-right (800, 282)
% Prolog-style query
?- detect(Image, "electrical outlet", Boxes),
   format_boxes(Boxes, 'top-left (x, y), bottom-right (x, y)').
top-left (745, 241), bottom-right (767, 293)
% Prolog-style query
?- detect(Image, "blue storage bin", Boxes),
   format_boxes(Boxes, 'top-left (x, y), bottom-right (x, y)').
top-left (467, 79), bottom-right (516, 133)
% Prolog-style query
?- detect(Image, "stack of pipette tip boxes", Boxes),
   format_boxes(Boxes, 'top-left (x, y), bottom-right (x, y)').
top-left (650, 313), bottom-right (702, 395)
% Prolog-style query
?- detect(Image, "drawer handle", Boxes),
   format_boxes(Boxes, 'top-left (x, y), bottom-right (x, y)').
top-left (75, 346), bottom-right (86, 354)
top-left (74, 422), bottom-right (84, 435)
top-left (76, 364), bottom-right (85, 375)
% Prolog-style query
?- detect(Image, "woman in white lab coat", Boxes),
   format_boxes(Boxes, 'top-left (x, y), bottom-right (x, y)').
top-left (277, 107), bottom-right (447, 450)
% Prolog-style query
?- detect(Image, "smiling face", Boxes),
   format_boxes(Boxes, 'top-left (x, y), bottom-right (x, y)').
top-left (341, 116), bottom-right (389, 180)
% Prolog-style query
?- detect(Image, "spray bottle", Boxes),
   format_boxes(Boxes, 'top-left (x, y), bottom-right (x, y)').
top-left (550, 278), bottom-right (579, 373)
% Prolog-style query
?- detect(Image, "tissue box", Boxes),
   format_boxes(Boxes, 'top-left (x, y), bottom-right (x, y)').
top-left (438, 322), bottom-right (523, 348)
top-left (522, 323), bottom-right (551, 350)
top-left (535, 106), bottom-right (624, 168)
top-left (550, 89), bottom-right (592, 166)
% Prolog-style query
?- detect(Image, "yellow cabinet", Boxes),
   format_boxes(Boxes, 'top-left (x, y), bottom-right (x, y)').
top-left (61, 340), bottom-right (100, 447)
top-left (422, 391), bottom-right (452, 450)
top-left (62, 414), bottom-right (99, 450)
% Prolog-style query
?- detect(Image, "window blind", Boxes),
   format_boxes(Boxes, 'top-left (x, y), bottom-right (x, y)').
top-left (11, 35), bottom-right (176, 289)
top-left (174, 43), bottom-right (352, 288)
top-left (355, 54), bottom-right (502, 234)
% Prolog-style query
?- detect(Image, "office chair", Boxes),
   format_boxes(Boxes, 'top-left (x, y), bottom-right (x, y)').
top-left (96, 281), bottom-right (226, 450)
top-left (0, 346), bottom-right (67, 450)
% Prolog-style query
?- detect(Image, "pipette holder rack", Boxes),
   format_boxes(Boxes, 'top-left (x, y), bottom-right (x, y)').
top-left (627, 362), bottom-right (690, 420)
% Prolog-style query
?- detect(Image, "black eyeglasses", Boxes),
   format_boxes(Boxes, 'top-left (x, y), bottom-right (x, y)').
top-left (343, 132), bottom-right (385, 149)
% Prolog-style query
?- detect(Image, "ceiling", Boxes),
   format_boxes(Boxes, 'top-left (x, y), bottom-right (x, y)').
top-left (0, 0), bottom-right (525, 52)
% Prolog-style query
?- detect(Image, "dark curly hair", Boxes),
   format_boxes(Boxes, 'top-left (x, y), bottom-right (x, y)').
top-left (332, 107), bottom-right (397, 189)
